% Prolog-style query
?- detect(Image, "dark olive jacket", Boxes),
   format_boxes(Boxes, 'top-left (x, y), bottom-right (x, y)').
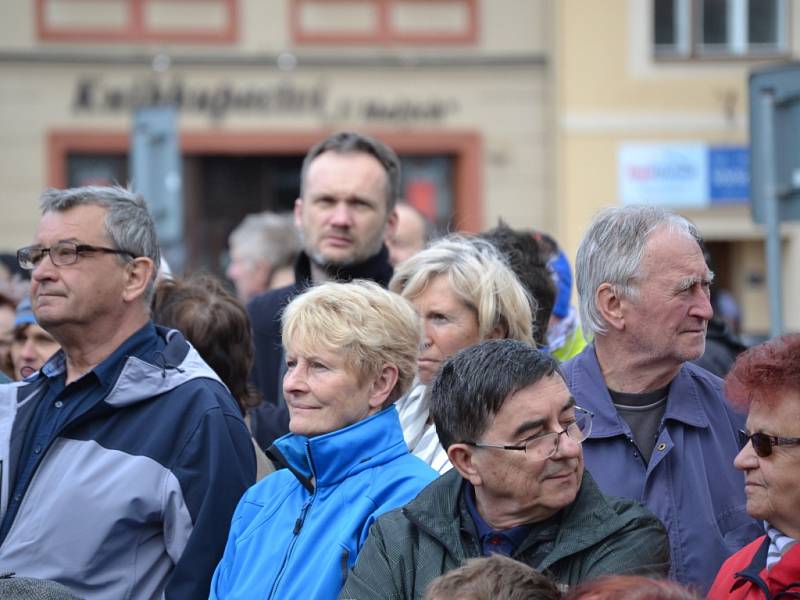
top-left (339, 469), bottom-right (669, 600)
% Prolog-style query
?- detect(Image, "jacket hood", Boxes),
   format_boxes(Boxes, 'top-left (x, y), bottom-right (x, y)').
top-left (104, 328), bottom-right (225, 407)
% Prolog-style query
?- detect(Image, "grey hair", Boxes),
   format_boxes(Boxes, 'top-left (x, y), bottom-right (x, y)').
top-left (575, 205), bottom-right (701, 338)
top-left (300, 131), bottom-right (401, 212)
top-left (39, 185), bottom-right (161, 303)
top-left (228, 212), bottom-right (302, 273)
top-left (390, 234), bottom-right (534, 345)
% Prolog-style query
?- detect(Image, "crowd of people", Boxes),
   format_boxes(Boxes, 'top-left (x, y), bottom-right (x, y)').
top-left (0, 131), bottom-right (797, 600)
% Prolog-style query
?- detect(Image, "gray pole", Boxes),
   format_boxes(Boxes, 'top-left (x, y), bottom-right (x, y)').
top-left (759, 89), bottom-right (784, 337)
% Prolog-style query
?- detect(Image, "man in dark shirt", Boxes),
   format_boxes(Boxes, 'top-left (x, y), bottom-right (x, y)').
top-left (0, 185), bottom-right (255, 599)
top-left (248, 131), bottom-right (400, 448)
top-left (340, 340), bottom-right (669, 599)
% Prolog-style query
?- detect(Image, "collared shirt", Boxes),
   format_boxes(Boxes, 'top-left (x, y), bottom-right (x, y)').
top-left (562, 345), bottom-right (762, 591)
top-left (463, 482), bottom-right (532, 557)
top-left (0, 322), bottom-right (164, 539)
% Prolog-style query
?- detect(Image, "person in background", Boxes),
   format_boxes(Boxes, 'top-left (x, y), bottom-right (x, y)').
top-left (340, 340), bottom-right (669, 599)
top-left (707, 334), bottom-right (800, 599)
top-left (226, 211), bottom-right (301, 304)
top-left (0, 185), bottom-right (255, 599)
top-left (152, 274), bottom-right (274, 480)
top-left (692, 242), bottom-right (747, 378)
top-left (531, 231), bottom-right (587, 362)
top-left (480, 222), bottom-right (556, 348)
top-left (9, 296), bottom-right (60, 380)
top-left (564, 575), bottom-right (701, 600)
top-left (210, 281), bottom-right (437, 600)
top-left (248, 131), bottom-right (400, 450)
top-left (389, 235), bottom-right (534, 473)
top-left (386, 202), bottom-right (433, 266)
top-left (0, 254), bottom-right (30, 303)
top-left (563, 205), bottom-right (761, 591)
top-left (0, 293), bottom-right (16, 380)
top-left (423, 555), bottom-right (563, 600)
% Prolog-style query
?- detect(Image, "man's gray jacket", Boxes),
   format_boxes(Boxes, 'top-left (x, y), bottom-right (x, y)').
top-left (339, 469), bottom-right (669, 599)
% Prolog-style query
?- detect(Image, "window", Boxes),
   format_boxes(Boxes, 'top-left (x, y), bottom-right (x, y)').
top-left (654, 0), bottom-right (788, 59)
top-left (291, 0), bottom-right (477, 45)
top-left (36, 0), bottom-right (238, 43)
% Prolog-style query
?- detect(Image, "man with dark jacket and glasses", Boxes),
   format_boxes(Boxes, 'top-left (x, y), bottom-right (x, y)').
top-left (340, 339), bottom-right (669, 599)
top-left (0, 186), bottom-right (255, 599)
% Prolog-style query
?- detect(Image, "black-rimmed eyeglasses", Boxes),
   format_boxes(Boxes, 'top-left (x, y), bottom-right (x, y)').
top-left (738, 429), bottom-right (800, 458)
top-left (463, 407), bottom-right (594, 461)
top-left (17, 242), bottom-right (136, 270)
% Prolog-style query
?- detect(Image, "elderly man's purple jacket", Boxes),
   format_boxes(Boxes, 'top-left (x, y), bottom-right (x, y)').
top-left (562, 345), bottom-right (762, 592)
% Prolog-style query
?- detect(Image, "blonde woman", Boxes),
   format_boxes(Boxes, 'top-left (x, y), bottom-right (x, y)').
top-left (390, 235), bottom-right (534, 473)
top-left (210, 280), bottom-right (437, 600)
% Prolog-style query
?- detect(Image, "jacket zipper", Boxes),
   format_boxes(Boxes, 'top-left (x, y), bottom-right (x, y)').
top-left (267, 444), bottom-right (317, 599)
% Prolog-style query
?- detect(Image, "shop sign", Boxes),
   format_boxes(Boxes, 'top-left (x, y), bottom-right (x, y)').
top-left (72, 76), bottom-right (459, 124)
top-left (619, 143), bottom-right (749, 207)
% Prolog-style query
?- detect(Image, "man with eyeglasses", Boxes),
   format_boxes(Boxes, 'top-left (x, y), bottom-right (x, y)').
top-left (0, 186), bottom-right (255, 599)
top-left (340, 339), bottom-right (668, 599)
top-left (562, 205), bottom-right (762, 592)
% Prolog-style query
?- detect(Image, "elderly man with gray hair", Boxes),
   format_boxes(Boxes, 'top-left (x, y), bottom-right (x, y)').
top-left (561, 205), bottom-right (762, 592)
top-left (0, 186), bottom-right (255, 599)
top-left (226, 211), bottom-right (301, 303)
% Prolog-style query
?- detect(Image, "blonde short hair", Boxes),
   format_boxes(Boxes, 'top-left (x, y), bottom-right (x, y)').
top-left (390, 235), bottom-right (534, 345)
top-left (282, 280), bottom-right (421, 404)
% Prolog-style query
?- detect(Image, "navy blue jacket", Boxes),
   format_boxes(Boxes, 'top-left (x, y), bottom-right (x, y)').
top-left (0, 327), bottom-right (256, 599)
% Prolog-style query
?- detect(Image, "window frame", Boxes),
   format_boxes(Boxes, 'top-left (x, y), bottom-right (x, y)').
top-left (653, 0), bottom-right (789, 61)
top-left (35, 0), bottom-right (239, 44)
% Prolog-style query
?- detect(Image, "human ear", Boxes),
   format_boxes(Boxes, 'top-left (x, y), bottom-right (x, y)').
top-left (384, 207), bottom-right (398, 238)
top-left (367, 363), bottom-right (399, 412)
top-left (122, 257), bottom-right (156, 303)
top-left (447, 443), bottom-right (483, 487)
top-left (293, 198), bottom-right (304, 228)
top-left (595, 283), bottom-right (625, 332)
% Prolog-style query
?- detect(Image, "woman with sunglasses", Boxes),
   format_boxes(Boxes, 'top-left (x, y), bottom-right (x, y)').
top-left (708, 334), bottom-right (800, 600)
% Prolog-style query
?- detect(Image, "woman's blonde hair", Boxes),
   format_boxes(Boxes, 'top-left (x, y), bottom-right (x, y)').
top-left (389, 235), bottom-right (534, 344)
top-left (282, 280), bottom-right (421, 404)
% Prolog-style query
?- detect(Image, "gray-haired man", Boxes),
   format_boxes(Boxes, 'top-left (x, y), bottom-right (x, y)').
top-left (0, 186), bottom-right (255, 599)
top-left (562, 205), bottom-right (762, 591)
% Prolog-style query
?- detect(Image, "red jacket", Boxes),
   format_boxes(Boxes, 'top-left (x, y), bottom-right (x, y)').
top-left (708, 535), bottom-right (800, 599)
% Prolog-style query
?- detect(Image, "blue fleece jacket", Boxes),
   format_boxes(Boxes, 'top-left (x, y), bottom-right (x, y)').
top-left (210, 405), bottom-right (437, 600)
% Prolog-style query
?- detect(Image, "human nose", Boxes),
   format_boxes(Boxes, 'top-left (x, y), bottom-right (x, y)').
top-left (420, 321), bottom-right (433, 349)
top-left (733, 440), bottom-right (757, 472)
top-left (553, 428), bottom-right (582, 459)
top-left (283, 362), bottom-right (308, 397)
top-left (690, 286), bottom-right (714, 321)
top-left (31, 251), bottom-right (58, 283)
top-left (20, 338), bottom-right (38, 361)
top-left (329, 202), bottom-right (353, 228)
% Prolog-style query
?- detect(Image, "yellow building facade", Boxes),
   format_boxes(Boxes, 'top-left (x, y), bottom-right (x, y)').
top-left (556, 0), bottom-right (800, 335)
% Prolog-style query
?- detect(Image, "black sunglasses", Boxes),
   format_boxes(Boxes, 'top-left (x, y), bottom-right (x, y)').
top-left (738, 429), bottom-right (800, 458)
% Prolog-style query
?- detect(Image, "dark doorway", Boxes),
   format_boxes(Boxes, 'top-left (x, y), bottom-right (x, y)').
top-left (182, 154), bottom-right (304, 275)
